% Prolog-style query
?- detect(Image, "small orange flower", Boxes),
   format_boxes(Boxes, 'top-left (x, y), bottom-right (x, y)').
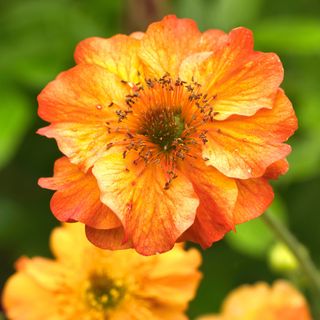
top-left (197, 281), bottom-right (312, 320)
top-left (2, 224), bottom-right (202, 320)
top-left (38, 15), bottom-right (297, 255)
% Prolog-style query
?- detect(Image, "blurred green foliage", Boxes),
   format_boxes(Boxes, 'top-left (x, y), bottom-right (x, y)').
top-left (0, 0), bottom-right (320, 318)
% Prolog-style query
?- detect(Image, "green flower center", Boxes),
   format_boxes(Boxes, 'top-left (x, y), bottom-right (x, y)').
top-left (85, 274), bottom-right (125, 312)
top-left (139, 108), bottom-right (185, 151)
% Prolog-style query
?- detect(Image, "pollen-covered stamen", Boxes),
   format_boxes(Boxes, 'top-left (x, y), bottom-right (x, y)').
top-left (105, 74), bottom-right (216, 173)
top-left (85, 273), bottom-right (125, 312)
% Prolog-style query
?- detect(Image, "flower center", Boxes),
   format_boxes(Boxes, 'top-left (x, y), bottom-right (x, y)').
top-left (85, 274), bottom-right (125, 312)
top-left (139, 109), bottom-right (185, 151)
top-left (104, 74), bottom-right (216, 188)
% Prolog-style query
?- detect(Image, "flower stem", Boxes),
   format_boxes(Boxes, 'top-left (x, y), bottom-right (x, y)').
top-left (262, 211), bottom-right (320, 314)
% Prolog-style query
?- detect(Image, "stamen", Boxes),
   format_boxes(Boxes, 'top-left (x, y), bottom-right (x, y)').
top-left (85, 274), bottom-right (125, 312)
top-left (104, 74), bottom-right (216, 188)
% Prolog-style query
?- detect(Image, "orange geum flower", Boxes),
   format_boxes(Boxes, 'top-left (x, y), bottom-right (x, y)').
top-left (196, 281), bottom-right (312, 320)
top-left (2, 224), bottom-right (202, 320)
top-left (38, 15), bottom-right (297, 255)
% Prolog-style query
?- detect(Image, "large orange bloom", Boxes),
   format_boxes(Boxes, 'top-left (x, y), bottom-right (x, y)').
top-left (38, 15), bottom-right (297, 255)
top-left (2, 224), bottom-right (202, 320)
top-left (197, 281), bottom-right (312, 320)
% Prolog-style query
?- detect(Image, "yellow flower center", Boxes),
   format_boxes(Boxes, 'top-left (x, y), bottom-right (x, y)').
top-left (85, 274), bottom-right (125, 312)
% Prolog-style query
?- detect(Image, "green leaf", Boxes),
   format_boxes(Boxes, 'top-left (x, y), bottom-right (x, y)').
top-left (0, 86), bottom-right (32, 169)
top-left (225, 196), bottom-right (287, 258)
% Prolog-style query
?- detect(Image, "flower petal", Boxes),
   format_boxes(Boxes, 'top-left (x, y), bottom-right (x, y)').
top-left (37, 123), bottom-right (123, 172)
top-left (199, 29), bottom-right (226, 51)
top-left (50, 224), bottom-right (92, 265)
top-left (180, 27), bottom-right (283, 119)
top-left (138, 246), bottom-right (202, 306)
top-left (139, 15), bottom-right (201, 78)
top-left (85, 225), bottom-right (133, 250)
top-left (130, 31), bottom-right (145, 40)
top-left (203, 89), bottom-right (297, 179)
top-left (92, 151), bottom-right (199, 255)
top-left (39, 157), bottom-right (121, 229)
top-left (2, 270), bottom-right (58, 320)
top-left (37, 64), bottom-right (129, 170)
top-left (38, 64), bottom-right (128, 123)
top-left (179, 159), bottom-right (238, 248)
top-left (233, 178), bottom-right (274, 224)
top-left (264, 159), bottom-right (289, 180)
top-left (74, 35), bottom-right (142, 83)
top-left (13, 257), bottom-right (67, 291)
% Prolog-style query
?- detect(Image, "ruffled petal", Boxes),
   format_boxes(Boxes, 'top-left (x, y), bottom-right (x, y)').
top-left (38, 123), bottom-right (119, 172)
top-left (180, 27), bottom-right (283, 119)
top-left (139, 15), bottom-right (201, 78)
top-left (130, 31), bottom-right (145, 40)
top-left (50, 224), bottom-right (92, 265)
top-left (203, 89), bottom-right (297, 179)
top-left (179, 159), bottom-right (238, 248)
top-left (2, 271), bottom-right (58, 320)
top-left (38, 64), bottom-right (128, 123)
top-left (37, 64), bottom-right (130, 170)
top-left (13, 257), bottom-right (68, 291)
top-left (85, 226), bottom-right (133, 250)
top-left (92, 151), bottom-right (199, 255)
top-left (39, 157), bottom-right (120, 229)
top-left (138, 246), bottom-right (202, 307)
top-left (233, 178), bottom-right (274, 224)
top-left (74, 35), bottom-right (143, 83)
top-left (264, 159), bottom-right (289, 180)
top-left (199, 29), bottom-right (226, 51)
top-left (220, 281), bottom-right (312, 319)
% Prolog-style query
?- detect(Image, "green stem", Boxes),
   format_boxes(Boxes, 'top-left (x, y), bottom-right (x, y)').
top-left (262, 211), bottom-right (320, 315)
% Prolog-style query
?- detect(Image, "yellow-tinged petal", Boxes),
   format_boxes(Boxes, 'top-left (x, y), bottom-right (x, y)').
top-left (38, 64), bottom-right (130, 171)
top-left (39, 157), bottom-right (121, 229)
top-left (136, 245), bottom-right (201, 304)
top-left (74, 35), bottom-right (143, 83)
top-left (50, 223), bottom-right (91, 265)
top-left (221, 281), bottom-right (312, 320)
top-left (38, 64), bottom-right (128, 123)
top-left (139, 15), bottom-right (201, 78)
top-left (130, 31), bottom-right (145, 40)
top-left (92, 151), bottom-right (199, 255)
top-left (199, 29), bottom-right (226, 51)
top-left (180, 27), bottom-right (283, 119)
top-left (2, 272), bottom-right (58, 320)
top-left (197, 281), bottom-right (312, 320)
top-left (203, 89), bottom-right (297, 179)
top-left (13, 257), bottom-right (68, 291)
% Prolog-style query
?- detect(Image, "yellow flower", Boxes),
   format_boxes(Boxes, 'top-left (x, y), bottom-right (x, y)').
top-left (197, 281), bottom-right (311, 320)
top-left (2, 224), bottom-right (202, 320)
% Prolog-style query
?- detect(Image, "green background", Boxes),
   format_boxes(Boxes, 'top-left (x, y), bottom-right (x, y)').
top-left (1, 0), bottom-right (320, 318)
